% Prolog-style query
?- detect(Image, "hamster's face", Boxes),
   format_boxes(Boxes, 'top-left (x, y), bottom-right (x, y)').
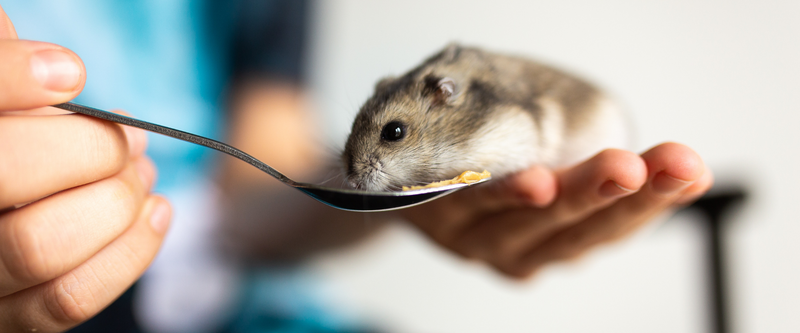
top-left (343, 44), bottom-right (496, 191)
top-left (342, 74), bottom-right (460, 191)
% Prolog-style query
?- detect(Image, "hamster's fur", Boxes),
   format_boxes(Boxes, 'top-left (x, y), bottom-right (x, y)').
top-left (343, 44), bottom-right (630, 191)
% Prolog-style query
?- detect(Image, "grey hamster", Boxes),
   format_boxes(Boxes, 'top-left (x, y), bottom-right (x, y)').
top-left (342, 43), bottom-right (631, 192)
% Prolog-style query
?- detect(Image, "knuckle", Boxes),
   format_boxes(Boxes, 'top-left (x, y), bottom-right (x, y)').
top-left (45, 273), bottom-right (99, 325)
top-left (3, 218), bottom-right (62, 283)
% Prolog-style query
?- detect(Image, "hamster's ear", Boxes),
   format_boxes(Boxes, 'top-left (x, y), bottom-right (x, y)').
top-left (436, 77), bottom-right (456, 102)
top-left (424, 75), bottom-right (459, 106)
top-left (375, 76), bottom-right (396, 92)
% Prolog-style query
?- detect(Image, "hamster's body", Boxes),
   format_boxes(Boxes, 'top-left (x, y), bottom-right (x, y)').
top-left (343, 44), bottom-right (631, 191)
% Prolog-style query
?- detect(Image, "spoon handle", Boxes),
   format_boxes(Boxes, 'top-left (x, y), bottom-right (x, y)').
top-left (52, 102), bottom-right (295, 184)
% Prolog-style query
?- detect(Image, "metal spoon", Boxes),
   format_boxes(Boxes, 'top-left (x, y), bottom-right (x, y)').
top-left (52, 102), bottom-right (490, 212)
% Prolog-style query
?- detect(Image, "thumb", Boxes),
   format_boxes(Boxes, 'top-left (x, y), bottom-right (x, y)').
top-left (0, 39), bottom-right (85, 110)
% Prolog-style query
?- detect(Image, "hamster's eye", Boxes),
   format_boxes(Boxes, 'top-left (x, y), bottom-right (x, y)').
top-left (380, 121), bottom-right (406, 142)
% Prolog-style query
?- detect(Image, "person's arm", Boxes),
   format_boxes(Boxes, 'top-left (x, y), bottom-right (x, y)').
top-left (0, 6), bottom-right (172, 331)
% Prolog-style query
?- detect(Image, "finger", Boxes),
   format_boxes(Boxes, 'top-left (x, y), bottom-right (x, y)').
top-left (0, 113), bottom-right (147, 208)
top-left (547, 149), bottom-right (648, 222)
top-left (0, 195), bottom-right (171, 333)
top-left (508, 142), bottom-right (705, 277)
top-left (674, 167), bottom-right (714, 205)
top-left (0, 5), bottom-right (18, 39)
top-left (460, 165), bottom-right (558, 211)
top-left (0, 39), bottom-right (85, 110)
top-left (0, 157), bottom-right (156, 297)
top-left (403, 165), bottom-right (558, 245)
top-left (454, 149), bottom-right (647, 260)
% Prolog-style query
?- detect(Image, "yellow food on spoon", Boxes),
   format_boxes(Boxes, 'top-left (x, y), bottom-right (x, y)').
top-left (402, 170), bottom-right (491, 191)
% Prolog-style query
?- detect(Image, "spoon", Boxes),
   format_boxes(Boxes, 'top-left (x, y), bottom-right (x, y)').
top-left (52, 102), bottom-right (490, 212)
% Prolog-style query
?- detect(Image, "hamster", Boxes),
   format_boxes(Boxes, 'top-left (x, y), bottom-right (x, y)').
top-left (342, 43), bottom-right (631, 192)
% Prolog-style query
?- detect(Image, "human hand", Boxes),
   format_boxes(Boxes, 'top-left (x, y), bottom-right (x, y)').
top-left (401, 142), bottom-right (713, 278)
top-left (0, 6), bottom-right (171, 332)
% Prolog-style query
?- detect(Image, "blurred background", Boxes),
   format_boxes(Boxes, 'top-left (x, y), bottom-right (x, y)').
top-left (302, 1), bottom-right (800, 332)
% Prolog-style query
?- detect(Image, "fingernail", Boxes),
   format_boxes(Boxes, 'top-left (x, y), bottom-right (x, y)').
top-left (30, 49), bottom-right (82, 91)
top-left (149, 200), bottom-right (171, 234)
top-left (134, 157), bottom-right (156, 188)
top-left (599, 180), bottom-right (636, 198)
top-left (651, 172), bottom-right (693, 195)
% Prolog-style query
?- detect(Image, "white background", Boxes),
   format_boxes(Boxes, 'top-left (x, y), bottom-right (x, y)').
top-left (305, 1), bottom-right (800, 332)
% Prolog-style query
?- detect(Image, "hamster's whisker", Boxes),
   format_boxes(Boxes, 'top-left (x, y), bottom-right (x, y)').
top-left (385, 183), bottom-right (402, 191)
top-left (319, 173), bottom-right (342, 186)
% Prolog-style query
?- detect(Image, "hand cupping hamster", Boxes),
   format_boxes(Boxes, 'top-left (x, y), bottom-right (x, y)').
top-left (343, 44), bottom-right (631, 192)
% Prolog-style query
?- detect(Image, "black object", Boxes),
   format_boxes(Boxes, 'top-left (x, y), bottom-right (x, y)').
top-left (683, 188), bottom-right (747, 333)
top-left (67, 283), bottom-right (141, 333)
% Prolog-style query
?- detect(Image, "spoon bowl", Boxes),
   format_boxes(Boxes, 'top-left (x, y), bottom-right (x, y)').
top-left (53, 102), bottom-right (490, 212)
